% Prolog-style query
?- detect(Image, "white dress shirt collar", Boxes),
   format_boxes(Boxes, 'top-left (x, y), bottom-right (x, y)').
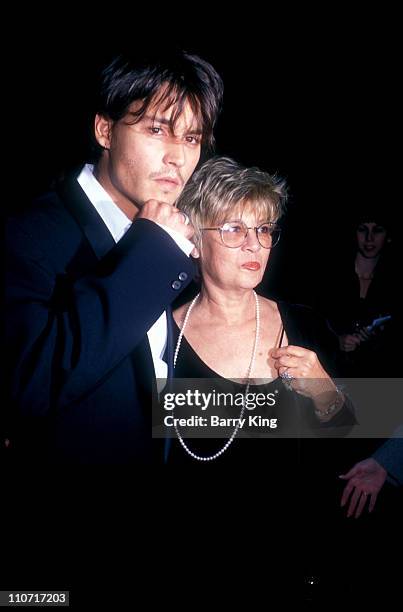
top-left (77, 163), bottom-right (132, 243)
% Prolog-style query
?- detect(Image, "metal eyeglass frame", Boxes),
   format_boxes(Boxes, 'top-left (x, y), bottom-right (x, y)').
top-left (201, 220), bottom-right (281, 249)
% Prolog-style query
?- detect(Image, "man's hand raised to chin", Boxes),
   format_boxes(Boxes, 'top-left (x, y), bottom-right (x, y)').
top-left (137, 200), bottom-right (198, 257)
top-left (137, 199), bottom-right (195, 242)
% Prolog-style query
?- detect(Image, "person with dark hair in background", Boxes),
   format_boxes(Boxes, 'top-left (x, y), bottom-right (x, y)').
top-left (310, 209), bottom-right (402, 600)
top-left (316, 208), bottom-right (397, 377)
top-left (5, 49), bottom-right (223, 467)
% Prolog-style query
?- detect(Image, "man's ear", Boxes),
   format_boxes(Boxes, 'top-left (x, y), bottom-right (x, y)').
top-left (94, 114), bottom-right (113, 150)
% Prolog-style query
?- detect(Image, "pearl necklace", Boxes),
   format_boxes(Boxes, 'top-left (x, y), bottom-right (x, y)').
top-left (173, 290), bottom-right (260, 461)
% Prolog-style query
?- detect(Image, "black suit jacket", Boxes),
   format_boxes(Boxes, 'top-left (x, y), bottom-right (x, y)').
top-left (5, 171), bottom-right (194, 466)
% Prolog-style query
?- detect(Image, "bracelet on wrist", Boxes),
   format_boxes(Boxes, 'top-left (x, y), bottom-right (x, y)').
top-left (314, 387), bottom-right (344, 418)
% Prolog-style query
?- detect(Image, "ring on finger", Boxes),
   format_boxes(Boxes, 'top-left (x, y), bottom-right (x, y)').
top-left (280, 368), bottom-right (294, 381)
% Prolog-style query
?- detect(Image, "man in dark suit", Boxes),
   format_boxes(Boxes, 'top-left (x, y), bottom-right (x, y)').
top-left (5, 49), bottom-right (223, 467)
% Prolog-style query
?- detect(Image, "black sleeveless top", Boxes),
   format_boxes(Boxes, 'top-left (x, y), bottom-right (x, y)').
top-left (162, 302), bottom-right (360, 570)
top-left (164, 301), bottom-right (354, 467)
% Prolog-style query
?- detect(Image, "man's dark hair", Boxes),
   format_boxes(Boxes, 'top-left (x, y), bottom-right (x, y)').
top-left (94, 49), bottom-right (223, 156)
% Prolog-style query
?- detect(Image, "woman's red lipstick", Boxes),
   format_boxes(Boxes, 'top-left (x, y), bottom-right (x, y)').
top-left (241, 262), bottom-right (261, 271)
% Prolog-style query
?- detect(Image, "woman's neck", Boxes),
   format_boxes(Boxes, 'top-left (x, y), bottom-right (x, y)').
top-left (355, 252), bottom-right (379, 278)
top-left (195, 286), bottom-right (256, 326)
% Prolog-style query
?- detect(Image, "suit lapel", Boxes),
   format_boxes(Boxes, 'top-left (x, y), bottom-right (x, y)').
top-left (57, 173), bottom-right (116, 261)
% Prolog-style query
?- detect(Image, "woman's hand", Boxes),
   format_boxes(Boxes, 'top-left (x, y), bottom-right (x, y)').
top-left (339, 333), bottom-right (361, 352)
top-left (270, 345), bottom-right (340, 416)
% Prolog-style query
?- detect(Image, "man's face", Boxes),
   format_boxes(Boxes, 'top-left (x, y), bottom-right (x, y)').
top-left (95, 93), bottom-right (202, 215)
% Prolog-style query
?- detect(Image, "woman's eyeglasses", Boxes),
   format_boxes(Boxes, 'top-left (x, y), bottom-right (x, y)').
top-left (201, 220), bottom-right (281, 249)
